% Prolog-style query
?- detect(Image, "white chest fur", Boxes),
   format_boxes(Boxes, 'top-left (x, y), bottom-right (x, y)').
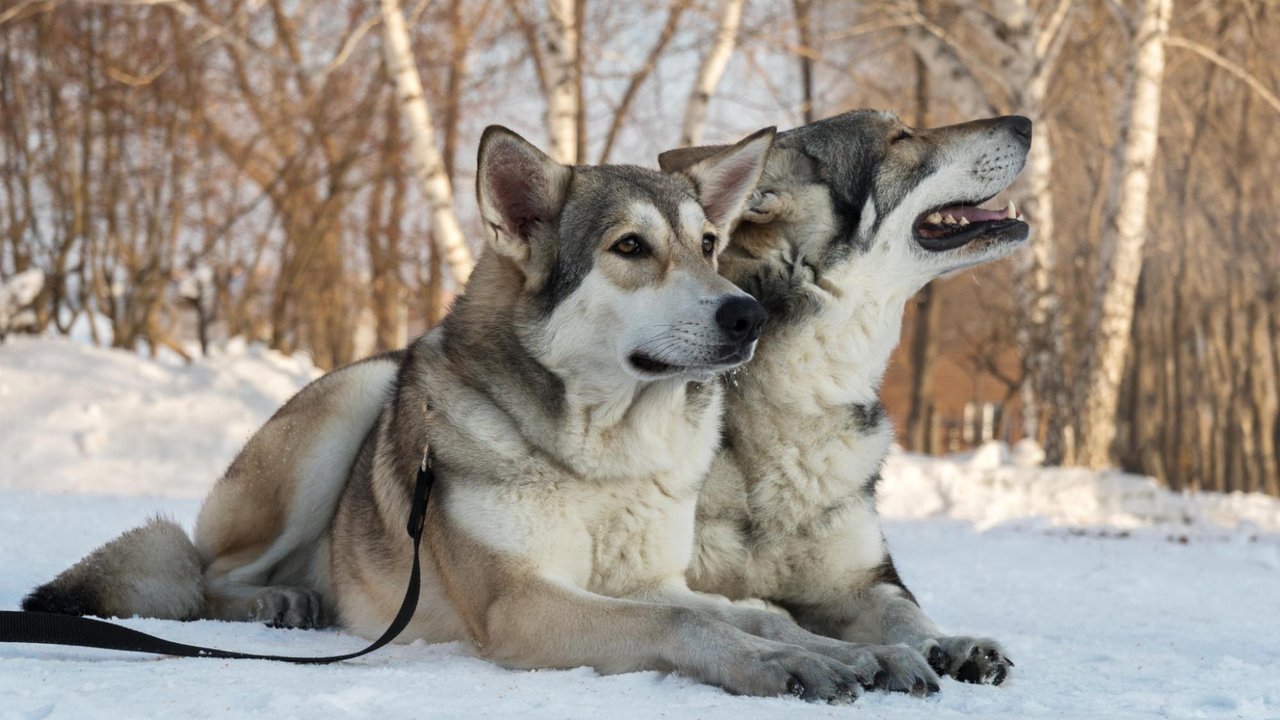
top-left (446, 378), bottom-right (723, 597)
top-left (697, 262), bottom-right (915, 597)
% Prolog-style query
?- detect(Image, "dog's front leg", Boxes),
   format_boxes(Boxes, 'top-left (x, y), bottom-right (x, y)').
top-left (637, 581), bottom-right (939, 695)
top-left (471, 573), bottom-right (866, 703)
top-left (832, 576), bottom-right (1014, 686)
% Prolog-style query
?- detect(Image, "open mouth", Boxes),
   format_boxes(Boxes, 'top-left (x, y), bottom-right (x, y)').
top-left (913, 197), bottom-right (1028, 252)
top-left (629, 353), bottom-right (680, 375)
top-left (628, 344), bottom-right (754, 377)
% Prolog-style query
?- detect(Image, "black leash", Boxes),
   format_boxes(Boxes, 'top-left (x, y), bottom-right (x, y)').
top-left (0, 456), bottom-right (435, 664)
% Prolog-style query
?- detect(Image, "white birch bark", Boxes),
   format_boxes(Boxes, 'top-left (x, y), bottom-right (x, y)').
top-left (1015, 109), bottom-right (1074, 461)
top-left (542, 0), bottom-right (579, 163)
top-left (1077, 0), bottom-right (1172, 469)
top-left (680, 0), bottom-right (745, 147)
top-left (918, 0), bottom-right (1075, 462)
top-left (1003, 0), bottom-right (1075, 464)
top-left (380, 0), bottom-right (475, 286)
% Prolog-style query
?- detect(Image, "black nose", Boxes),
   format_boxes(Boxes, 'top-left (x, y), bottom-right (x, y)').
top-left (1003, 115), bottom-right (1033, 144)
top-left (715, 296), bottom-right (767, 344)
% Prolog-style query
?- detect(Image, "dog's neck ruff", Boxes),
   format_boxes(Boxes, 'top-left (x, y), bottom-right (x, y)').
top-left (739, 257), bottom-right (915, 416)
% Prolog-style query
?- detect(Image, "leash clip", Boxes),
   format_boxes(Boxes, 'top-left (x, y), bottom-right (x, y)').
top-left (407, 450), bottom-right (434, 539)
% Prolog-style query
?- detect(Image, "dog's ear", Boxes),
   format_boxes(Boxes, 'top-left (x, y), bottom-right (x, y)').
top-left (677, 127), bottom-right (776, 230)
top-left (476, 126), bottom-right (572, 267)
top-left (657, 144), bottom-right (729, 173)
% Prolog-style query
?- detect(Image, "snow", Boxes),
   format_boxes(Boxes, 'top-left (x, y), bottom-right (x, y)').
top-left (880, 440), bottom-right (1280, 534)
top-left (0, 336), bottom-right (317, 497)
top-left (2, 337), bottom-right (1278, 719)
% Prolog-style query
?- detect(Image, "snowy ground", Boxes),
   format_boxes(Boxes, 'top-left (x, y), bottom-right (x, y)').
top-left (2, 337), bottom-right (1279, 719)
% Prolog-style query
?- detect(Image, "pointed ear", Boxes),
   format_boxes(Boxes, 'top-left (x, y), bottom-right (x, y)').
top-left (657, 144), bottom-right (729, 173)
top-left (679, 127), bottom-right (776, 230)
top-left (476, 126), bottom-right (571, 266)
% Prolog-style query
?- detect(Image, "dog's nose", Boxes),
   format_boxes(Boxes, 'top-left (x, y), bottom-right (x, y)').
top-left (715, 296), bottom-right (767, 344)
top-left (1003, 115), bottom-right (1033, 143)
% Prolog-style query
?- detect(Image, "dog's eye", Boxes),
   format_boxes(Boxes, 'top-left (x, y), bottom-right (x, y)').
top-left (611, 234), bottom-right (648, 257)
top-left (702, 233), bottom-right (717, 256)
top-left (891, 129), bottom-right (913, 144)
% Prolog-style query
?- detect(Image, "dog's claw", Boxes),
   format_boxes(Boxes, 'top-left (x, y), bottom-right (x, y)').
top-left (832, 682), bottom-right (859, 704)
top-left (786, 676), bottom-right (806, 698)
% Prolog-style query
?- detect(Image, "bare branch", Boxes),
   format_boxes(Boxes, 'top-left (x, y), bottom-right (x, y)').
top-left (1166, 35), bottom-right (1280, 119)
top-left (598, 0), bottom-right (690, 162)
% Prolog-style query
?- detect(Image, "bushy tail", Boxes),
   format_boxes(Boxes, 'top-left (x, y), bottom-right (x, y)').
top-left (22, 517), bottom-right (204, 620)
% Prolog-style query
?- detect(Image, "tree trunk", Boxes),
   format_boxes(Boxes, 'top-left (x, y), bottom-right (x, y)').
top-left (793, 0), bottom-right (816, 124)
top-left (380, 0), bottom-right (475, 287)
top-left (1076, 0), bottom-right (1172, 469)
top-left (905, 50), bottom-right (938, 454)
top-left (1014, 73), bottom-right (1073, 463)
top-left (680, 0), bottom-right (745, 146)
top-left (542, 0), bottom-right (579, 163)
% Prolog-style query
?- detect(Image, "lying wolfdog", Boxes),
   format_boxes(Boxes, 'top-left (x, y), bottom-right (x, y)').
top-left (25, 126), bottom-right (935, 700)
top-left (660, 110), bottom-right (1031, 687)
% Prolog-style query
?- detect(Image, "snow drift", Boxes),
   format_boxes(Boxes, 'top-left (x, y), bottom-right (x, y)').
top-left (879, 441), bottom-right (1280, 533)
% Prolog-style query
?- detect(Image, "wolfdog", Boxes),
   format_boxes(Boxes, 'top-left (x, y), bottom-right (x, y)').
top-left (24, 125), bottom-right (936, 700)
top-left (659, 110), bottom-right (1031, 688)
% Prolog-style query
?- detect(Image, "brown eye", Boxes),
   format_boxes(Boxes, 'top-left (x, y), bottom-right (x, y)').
top-left (702, 233), bottom-right (717, 256)
top-left (611, 234), bottom-right (647, 257)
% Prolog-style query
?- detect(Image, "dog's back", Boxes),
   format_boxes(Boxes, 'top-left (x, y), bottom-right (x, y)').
top-left (23, 352), bottom-right (401, 624)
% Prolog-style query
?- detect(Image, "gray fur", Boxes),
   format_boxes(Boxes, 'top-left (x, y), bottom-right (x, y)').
top-left (667, 110), bottom-right (1031, 687)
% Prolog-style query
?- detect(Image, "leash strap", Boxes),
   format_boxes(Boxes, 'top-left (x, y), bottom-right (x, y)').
top-left (0, 459), bottom-right (434, 664)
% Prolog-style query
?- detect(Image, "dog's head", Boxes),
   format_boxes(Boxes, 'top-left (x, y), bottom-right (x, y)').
top-left (659, 110), bottom-right (1031, 313)
top-left (475, 126), bottom-right (774, 384)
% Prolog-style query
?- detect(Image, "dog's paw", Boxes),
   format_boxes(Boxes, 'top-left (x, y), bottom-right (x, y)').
top-left (717, 646), bottom-right (863, 704)
top-left (752, 250), bottom-right (823, 322)
top-left (801, 641), bottom-right (938, 696)
top-left (866, 644), bottom-right (942, 696)
top-left (921, 636), bottom-right (1013, 686)
top-left (250, 587), bottom-right (327, 630)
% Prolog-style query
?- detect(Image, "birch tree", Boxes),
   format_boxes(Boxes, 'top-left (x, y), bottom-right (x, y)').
top-left (1076, 0), bottom-right (1173, 469)
top-left (900, 0), bottom-right (1072, 459)
top-left (680, 0), bottom-right (746, 146)
top-left (543, 0), bottom-right (580, 163)
top-left (994, 0), bottom-right (1075, 463)
top-left (380, 0), bottom-right (475, 286)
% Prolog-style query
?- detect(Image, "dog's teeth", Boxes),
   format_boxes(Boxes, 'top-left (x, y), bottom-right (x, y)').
top-left (926, 212), bottom-right (942, 224)
top-left (958, 217), bottom-right (970, 226)
top-left (1006, 200), bottom-right (1017, 218)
